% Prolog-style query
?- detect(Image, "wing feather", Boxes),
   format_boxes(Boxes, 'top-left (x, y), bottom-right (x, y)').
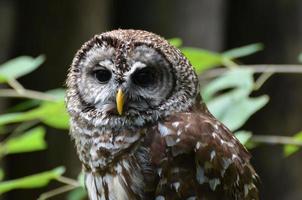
top-left (146, 111), bottom-right (259, 200)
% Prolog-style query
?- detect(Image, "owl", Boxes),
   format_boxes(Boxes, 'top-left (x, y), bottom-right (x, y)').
top-left (66, 29), bottom-right (259, 200)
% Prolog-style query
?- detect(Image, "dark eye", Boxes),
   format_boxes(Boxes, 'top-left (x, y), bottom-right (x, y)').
top-left (93, 68), bottom-right (112, 83)
top-left (132, 67), bottom-right (156, 87)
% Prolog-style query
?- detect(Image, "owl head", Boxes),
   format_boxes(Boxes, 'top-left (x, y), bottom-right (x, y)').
top-left (66, 29), bottom-right (199, 129)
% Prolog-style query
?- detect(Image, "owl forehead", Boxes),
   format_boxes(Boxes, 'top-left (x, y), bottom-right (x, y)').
top-left (84, 37), bottom-right (169, 76)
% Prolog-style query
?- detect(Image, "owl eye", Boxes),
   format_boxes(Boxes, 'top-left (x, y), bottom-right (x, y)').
top-left (93, 68), bottom-right (112, 83)
top-left (132, 67), bottom-right (156, 87)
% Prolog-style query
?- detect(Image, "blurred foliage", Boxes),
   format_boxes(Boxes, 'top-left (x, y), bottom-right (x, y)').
top-left (283, 131), bottom-right (302, 156)
top-left (298, 52), bottom-right (302, 63)
top-left (0, 39), bottom-right (300, 199)
top-left (0, 167), bottom-right (65, 194)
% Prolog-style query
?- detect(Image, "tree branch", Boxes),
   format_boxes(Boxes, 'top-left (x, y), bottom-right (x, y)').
top-left (251, 135), bottom-right (302, 146)
top-left (0, 89), bottom-right (56, 101)
top-left (37, 185), bottom-right (78, 200)
top-left (201, 64), bottom-right (302, 79)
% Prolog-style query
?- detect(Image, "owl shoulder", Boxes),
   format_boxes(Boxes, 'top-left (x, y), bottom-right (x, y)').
top-left (143, 111), bottom-right (259, 199)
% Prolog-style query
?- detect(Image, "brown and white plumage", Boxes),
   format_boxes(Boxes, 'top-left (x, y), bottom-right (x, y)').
top-left (66, 29), bottom-right (259, 200)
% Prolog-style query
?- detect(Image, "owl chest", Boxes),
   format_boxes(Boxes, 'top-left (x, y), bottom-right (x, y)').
top-left (75, 128), bottom-right (155, 199)
top-left (84, 149), bottom-right (155, 200)
top-left (85, 158), bottom-right (147, 200)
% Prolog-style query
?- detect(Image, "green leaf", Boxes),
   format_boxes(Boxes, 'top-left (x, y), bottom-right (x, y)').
top-left (235, 130), bottom-right (252, 145)
top-left (201, 68), bottom-right (269, 131)
top-left (202, 68), bottom-right (254, 101)
top-left (67, 187), bottom-right (87, 200)
top-left (168, 38), bottom-right (182, 48)
top-left (207, 93), bottom-right (269, 131)
top-left (8, 100), bottom-right (41, 112)
top-left (38, 100), bottom-right (70, 129)
top-left (0, 167), bottom-right (65, 194)
top-left (181, 47), bottom-right (222, 74)
top-left (284, 131), bottom-right (302, 156)
top-left (0, 169), bottom-right (4, 181)
top-left (0, 100), bottom-right (69, 129)
top-left (0, 113), bottom-right (32, 126)
top-left (0, 126), bottom-right (46, 155)
top-left (223, 43), bottom-right (263, 59)
top-left (0, 55), bottom-right (45, 83)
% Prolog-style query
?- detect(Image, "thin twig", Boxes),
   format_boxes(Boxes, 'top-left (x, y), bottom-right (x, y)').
top-left (7, 78), bottom-right (25, 93)
top-left (251, 135), bottom-right (302, 146)
top-left (56, 176), bottom-right (81, 187)
top-left (0, 89), bottom-right (56, 101)
top-left (200, 64), bottom-right (302, 80)
top-left (253, 71), bottom-right (274, 90)
top-left (222, 57), bottom-right (239, 68)
top-left (37, 185), bottom-right (78, 200)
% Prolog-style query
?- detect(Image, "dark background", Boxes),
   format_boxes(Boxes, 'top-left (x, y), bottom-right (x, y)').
top-left (0, 0), bottom-right (302, 199)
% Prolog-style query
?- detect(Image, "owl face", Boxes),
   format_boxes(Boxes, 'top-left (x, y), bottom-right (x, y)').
top-left (78, 44), bottom-right (175, 117)
top-left (66, 30), bottom-right (199, 128)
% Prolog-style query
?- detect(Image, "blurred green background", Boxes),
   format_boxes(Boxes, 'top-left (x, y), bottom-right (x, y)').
top-left (0, 0), bottom-right (302, 200)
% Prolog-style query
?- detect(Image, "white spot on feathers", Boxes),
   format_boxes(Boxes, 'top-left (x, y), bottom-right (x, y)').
top-left (196, 164), bottom-right (208, 184)
top-left (185, 123), bottom-right (192, 130)
top-left (195, 142), bottom-right (201, 150)
top-left (157, 168), bottom-right (162, 176)
top-left (158, 123), bottom-right (173, 137)
top-left (172, 121), bottom-right (180, 128)
top-left (172, 182), bottom-right (180, 192)
top-left (244, 183), bottom-right (255, 197)
top-left (210, 150), bottom-right (216, 161)
top-left (155, 195), bottom-right (165, 200)
top-left (209, 178), bottom-right (221, 191)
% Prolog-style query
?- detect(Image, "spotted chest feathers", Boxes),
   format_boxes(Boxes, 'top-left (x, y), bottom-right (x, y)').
top-left (70, 119), bottom-right (155, 200)
top-left (84, 154), bottom-right (150, 200)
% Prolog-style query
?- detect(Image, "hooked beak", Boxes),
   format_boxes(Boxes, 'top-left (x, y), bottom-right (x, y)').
top-left (116, 88), bottom-right (124, 115)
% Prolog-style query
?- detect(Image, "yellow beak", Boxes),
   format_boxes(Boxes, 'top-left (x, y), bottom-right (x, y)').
top-left (116, 88), bottom-right (124, 115)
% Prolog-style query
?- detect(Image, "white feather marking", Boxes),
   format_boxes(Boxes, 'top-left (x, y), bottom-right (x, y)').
top-left (85, 173), bottom-right (101, 200)
top-left (220, 140), bottom-right (235, 147)
top-left (196, 164), bottom-right (208, 184)
top-left (232, 154), bottom-right (240, 161)
top-left (185, 123), bottom-right (191, 129)
top-left (172, 182), bottom-right (180, 192)
top-left (111, 175), bottom-right (128, 200)
top-left (212, 132), bottom-right (218, 139)
top-left (155, 195), bottom-right (165, 200)
top-left (158, 123), bottom-right (173, 137)
top-left (172, 121), bottom-right (180, 128)
top-left (157, 168), bottom-right (162, 176)
top-left (244, 184), bottom-right (249, 197)
top-left (209, 178), bottom-right (221, 191)
top-left (195, 142), bottom-right (201, 150)
top-left (210, 150), bottom-right (216, 161)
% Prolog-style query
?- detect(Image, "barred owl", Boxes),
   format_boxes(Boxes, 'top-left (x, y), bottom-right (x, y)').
top-left (66, 29), bottom-right (259, 200)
